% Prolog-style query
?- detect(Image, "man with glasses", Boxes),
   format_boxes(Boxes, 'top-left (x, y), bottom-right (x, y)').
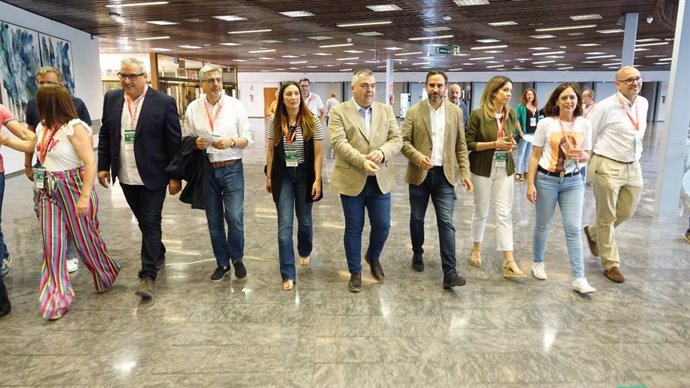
top-left (584, 66), bottom-right (648, 283)
top-left (328, 69), bottom-right (402, 293)
top-left (13, 66), bottom-right (92, 276)
top-left (98, 57), bottom-right (182, 299)
top-left (181, 64), bottom-right (253, 283)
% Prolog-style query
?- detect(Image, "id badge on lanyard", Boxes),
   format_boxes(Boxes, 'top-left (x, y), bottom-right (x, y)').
top-left (285, 150), bottom-right (299, 167)
top-left (33, 166), bottom-right (46, 189)
top-left (124, 127), bottom-right (135, 150)
top-left (494, 151), bottom-right (508, 168)
top-left (530, 117), bottom-right (537, 127)
top-left (634, 133), bottom-right (643, 157)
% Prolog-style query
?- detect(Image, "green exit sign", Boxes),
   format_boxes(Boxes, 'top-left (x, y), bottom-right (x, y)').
top-left (435, 46), bottom-right (451, 55)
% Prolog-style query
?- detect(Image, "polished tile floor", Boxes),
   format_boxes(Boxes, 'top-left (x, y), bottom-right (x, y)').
top-left (0, 123), bottom-right (688, 387)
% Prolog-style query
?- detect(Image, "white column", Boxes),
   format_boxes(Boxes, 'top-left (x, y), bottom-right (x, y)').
top-left (385, 57), bottom-right (394, 106)
top-left (622, 13), bottom-right (639, 66)
top-left (655, 0), bottom-right (690, 217)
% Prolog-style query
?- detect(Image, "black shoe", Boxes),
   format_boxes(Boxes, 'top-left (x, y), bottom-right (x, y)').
top-left (154, 257), bottom-right (166, 270)
top-left (364, 256), bottom-right (385, 281)
top-left (210, 265), bottom-right (231, 282)
top-left (411, 253), bottom-right (424, 272)
top-left (233, 261), bottom-right (247, 280)
top-left (348, 273), bottom-right (362, 293)
top-left (0, 288), bottom-right (11, 317)
top-left (443, 271), bottom-right (467, 289)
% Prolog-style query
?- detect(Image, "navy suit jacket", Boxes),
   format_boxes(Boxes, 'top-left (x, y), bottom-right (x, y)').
top-left (98, 87), bottom-right (182, 191)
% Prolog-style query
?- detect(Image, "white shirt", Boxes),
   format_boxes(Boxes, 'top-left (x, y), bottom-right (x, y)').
top-left (118, 87), bottom-right (148, 185)
top-left (428, 100), bottom-right (445, 166)
top-left (324, 97), bottom-right (339, 116)
top-left (533, 116), bottom-right (592, 174)
top-left (352, 99), bottom-right (372, 139)
top-left (590, 92), bottom-right (648, 162)
top-left (35, 119), bottom-right (90, 172)
top-left (183, 93), bottom-right (254, 162)
top-left (304, 92), bottom-right (324, 117)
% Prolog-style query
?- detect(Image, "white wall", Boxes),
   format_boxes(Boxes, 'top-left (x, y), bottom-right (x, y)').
top-left (0, 1), bottom-right (103, 174)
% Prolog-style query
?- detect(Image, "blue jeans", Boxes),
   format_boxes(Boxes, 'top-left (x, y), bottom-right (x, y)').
top-left (121, 183), bottom-right (166, 280)
top-left (409, 167), bottom-right (457, 274)
top-left (206, 161), bottom-right (245, 268)
top-left (515, 139), bottom-right (532, 174)
top-left (340, 177), bottom-right (391, 273)
top-left (0, 173), bottom-right (8, 262)
top-left (276, 165), bottom-right (313, 281)
top-left (532, 172), bottom-right (585, 278)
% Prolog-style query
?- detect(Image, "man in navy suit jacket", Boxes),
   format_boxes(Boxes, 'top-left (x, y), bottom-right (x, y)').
top-left (97, 57), bottom-right (182, 300)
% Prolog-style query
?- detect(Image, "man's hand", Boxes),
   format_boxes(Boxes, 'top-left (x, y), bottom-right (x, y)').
top-left (366, 149), bottom-right (384, 164)
top-left (362, 159), bottom-right (380, 176)
top-left (98, 171), bottom-right (111, 188)
top-left (196, 137), bottom-right (210, 150)
top-left (211, 137), bottom-right (233, 150)
top-left (168, 179), bottom-right (181, 195)
top-left (418, 155), bottom-right (433, 170)
top-left (461, 177), bottom-right (473, 193)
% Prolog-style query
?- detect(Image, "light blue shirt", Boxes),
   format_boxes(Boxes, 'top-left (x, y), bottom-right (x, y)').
top-left (352, 99), bottom-right (372, 139)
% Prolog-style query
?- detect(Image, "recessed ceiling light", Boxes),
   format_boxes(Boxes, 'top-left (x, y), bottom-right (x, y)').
top-left (337, 57), bottom-right (359, 61)
top-left (653, 62), bottom-right (670, 65)
top-left (659, 58), bottom-right (672, 61)
top-left (289, 60), bottom-right (308, 64)
top-left (585, 51), bottom-right (606, 55)
top-left (394, 51), bottom-right (424, 56)
top-left (313, 52), bottom-right (333, 56)
top-left (106, 1), bottom-right (168, 8)
top-left (408, 34), bottom-right (453, 41)
top-left (337, 20), bottom-right (392, 27)
top-left (308, 36), bottom-right (333, 40)
top-left (634, 48), bottom-right (650, 51)
top-left (471, 44), bottom-right (508, 50)
top-left (232, 59), bottom-right (246, 62)
top-left (257, 57), bottom-right (274, 60)
top-left (516, 58), bottom-right (531, 61)
top-left (476, 39), bottom-right (500, 43)
top-left (469, 56), bottom-right (494, 60)
top-left (532, 60), bottom-right (555, 64)
top-left (152, 47), bottom-right (172, 51)
top-left (532, 50), bottom-right (565, 56)
top-left (529, 47), bottom-right (551, 50)
top-left (488, 21), bottom-right (517, 26)
top-left (581, 60), bottom-right (598, 63)
top-left (535, 24), bottom-right (597, 32)
top-left (147, 20), bottom-right (177, 25)
top-left (279, 11), bottom-right (314, 17)
top-left (484, 50), bottom-right (504, 53)
top-left (486, 64), bottom-right (505, 68)
top-left (448, 68), bottom-right (463, 71)
top-left (184, 18), bottom-right (203, 23)
top-left (602, 62), bottom-right (622, 66)
top-left (462, 62), bottom-right (475, 65)
top-left (645, 54), bottom-right (666, 58)
top-left (567, 32), bottom-right (584, 36)
top-left (305, 65), bottom-right (318, 68)
top-left (135, 36), bottom-right (170, 41)
top-left (412, 62), bottom-right (431, 65)
top-left (576, 43), bottom-right (601, 47)
top-left (213, 15), bottom-right (247, 22)
top-left (366, 4), bottom-right (403, 12)
top-left (664, 38), bottom-right (674, 41)
top-left (179, 45), bottom-right (201, 49)
top-left (228, 29), bottom-right (272, 34)
top-left (248, 49), bottom-right (276, 53)
top-left (343, 62), bottom-right (358, 65)
top-left (569, 14), bottom-right (602, 21)
top-left (635, 42), bottom-right (670, 47)
top-left (261, 40), bottom-right (282, 44)
top-left (485, 60), bottom-right (500, 64)
top-left (219, 42), bottom-right (241, 46)
top-left (558, 66), bottom-right (574, 70)
top-left (530, 34), bottom-right (556, 39)
top-left (636, 38), bottom-right (660, 42)
top-left (282, 55), bottom-right (299, 58)
top-left (453, 0), bottom-right (490, 5)
top-left (423, 26), bottom-right (452, 32)
top-left (343, 50), bottom-right (364, 53)
top-left (339, 68), bottom-right (353, 72)
top-left (385, 47), bottom-right (404, 50)
top-left (357, 32), bottom-right (384, 36)
top-left (319, 43), bottom-right (354, 48)
top-left (586, 54), bottom-right (616, 59)
top-left (597, 29), bottom-right (625, 34)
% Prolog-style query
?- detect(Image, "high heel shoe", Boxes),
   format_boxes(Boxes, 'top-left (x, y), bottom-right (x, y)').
top-left (469, 249), bottom-right (481, 268)
top-left (502, 259), bottom-right (526, 278)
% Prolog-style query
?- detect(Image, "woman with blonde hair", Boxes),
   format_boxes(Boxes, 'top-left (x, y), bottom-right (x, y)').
top-left (465, 76), bottom-right (525, 278)
top-left (266, 81), bottom-right (323, 291)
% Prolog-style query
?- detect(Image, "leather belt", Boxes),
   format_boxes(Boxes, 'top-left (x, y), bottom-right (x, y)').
top-left (210, 159), bottom-right (239, 168)
top-left (538, 166), bottom-right (580, 178)
top-left (593, 153), bottom-right (635, 165)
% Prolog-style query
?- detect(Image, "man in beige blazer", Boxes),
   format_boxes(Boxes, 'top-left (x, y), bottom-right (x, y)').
top-left (328, 69), bottom-right (402, 293)
top-left (401, 70), bottom-right (473, 290)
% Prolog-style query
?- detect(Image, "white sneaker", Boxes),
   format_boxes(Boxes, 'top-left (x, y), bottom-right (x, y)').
top-left (572, 277), bottom-right (596, 294)
top-left (532, 262), bottom-right (547, 280)
top-left (67, 258), bottom-right (79, 273)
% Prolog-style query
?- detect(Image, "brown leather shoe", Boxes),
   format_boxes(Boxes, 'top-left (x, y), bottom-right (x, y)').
top-left (135, 277), bottom-right (155, 299)
top-left (584, 226), bottom-right (599, 257)
top-left (604, 267), bottom-right (625, 283)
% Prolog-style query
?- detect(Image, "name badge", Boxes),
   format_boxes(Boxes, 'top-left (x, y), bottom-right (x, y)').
top-left (34, 166), bottom-right (46, 189)
top-left (124, 128), bottom-right (135, 150)
top-left (530, 117), bottom-right (537, 127)
top-left (564, 159), bottom-right (577, 174)
top-left (285, 150), bottom-right (299, 167)
top-left (494, 151), bottom-right (508, 168)
top-left (634, 133), bottom-right (643, 155)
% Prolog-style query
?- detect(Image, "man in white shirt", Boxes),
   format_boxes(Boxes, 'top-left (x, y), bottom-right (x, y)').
top-left (299, 78), bottom-right (325, 120)
top-left (447, 83), bottom-right (469, 126)
top-left (182, 64), bottom-right (254, 283)
top-left (584, 66), bottom-right (648, 284)
top-left (324, 93), bottom-right (339, 125)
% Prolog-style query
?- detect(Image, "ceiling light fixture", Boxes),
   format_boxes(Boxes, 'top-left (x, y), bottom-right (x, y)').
top-left (248, 49), bottom-right (276, 53)
top-left (470, 44), bottom-right (508, 50)
top-left (367, 4), bottom-right (403, 12)
top-left (337, 20), bottom-right (392, 27)
top-left (106, 1), bottom-right (168, 8)
top-left (337, 57), bottom-right (360, 61)
top-left (135, 36), bottom-right (170, 41)
top-left (576, 43), bottom-right (601, 47)
top-left (569, 14), bottom-right (602, 21)
top-left (289, 60), bottom-right (308, 64)
top-left (152, 48), bottom-right (171, 51)
top-left (530, 34), bottom-right (556, 39)
top-left (219, 42), bottom-right (241, 46)
top-left (532, 60), bottom-right (555, 64)
top-left (468, 56), bottom-right (494, 60)
top-left (597, 29), bottom-right (624, 34)
top-left (178, 45), bottom-right (201, 49)
top-left (279, 11), bottom-right (314, 17)
top-left (453, 0), bottom-right (490, 6)
top-left (408, 34), bottom-right (453, 41)
top-left (308, 36), bottom-right (333, 40)
top-left (585, 54), bottom-right (616, 59)
top-left (635, 42), bottom-right (670, 47)
top-left (213, 15), bottom-right (247, 22)
top-left (319, 43), bottom-right (354, 48)
top-left (532, 50), bottom-right (565, 56)
top-left (357, 32), bottom-right (384, 36)
top-left (147, 20), bottom-right (177, 25)
top-left (423, 26), bottom-right (452, 32)
top-left (476, 39), bottom-right (500, 43)
top-left (394, 51), bottom-right (424, 56)
top-left (488, 21), bottom-right (517, 26)
top-left (535, 24), bottom-right (597, 32)
top-left (228, 29), bottom-right (272, 34)
top-left (313, 52), bottom-right (333, 56)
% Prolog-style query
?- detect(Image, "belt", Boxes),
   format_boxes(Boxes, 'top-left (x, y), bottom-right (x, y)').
top-left (538, 166), bottom-right (580, 178)
top-left (594, 153), bottom-right (635, 165)
top-left (210, 159), bottom-right (240, 168)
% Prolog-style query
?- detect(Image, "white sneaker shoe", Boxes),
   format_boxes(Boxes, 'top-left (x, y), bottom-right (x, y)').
top-left (532, 262), bottom-right (547, 280)
top-left (572, 277), bottom-right (596, 294)
top-left (67, 258), bottom-right (79, 273)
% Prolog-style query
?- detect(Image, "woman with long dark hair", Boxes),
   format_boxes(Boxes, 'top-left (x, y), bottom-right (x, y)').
top-left (266, 81), bottom-right (323, 291)
top-left (515, 88), bottom-right (539, 181)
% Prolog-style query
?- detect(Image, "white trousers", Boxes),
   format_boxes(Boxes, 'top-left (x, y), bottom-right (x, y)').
top-left (470, 164), bottom-right (514, 251)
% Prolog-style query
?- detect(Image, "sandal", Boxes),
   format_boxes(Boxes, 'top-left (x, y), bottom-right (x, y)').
top-left (470, 249), bottom-right (481, 268)
top-left (514, 174), bottom-right (521, 181)
top-left (298, 256), bottom-right (310, 267)
top-left (282, 279), bottom-right (294, 291)
top-left (503, 259), bottom-right (526, 278)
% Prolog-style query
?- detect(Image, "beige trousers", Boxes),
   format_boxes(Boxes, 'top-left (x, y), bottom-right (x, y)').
top-left (588, 155), bottom-right (643, 270)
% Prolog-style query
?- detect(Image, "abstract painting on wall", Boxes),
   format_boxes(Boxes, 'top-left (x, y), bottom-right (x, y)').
top-left (0, 21), bottom-right (40, 122)
top-left (39, 33), bottom-right (74, 94)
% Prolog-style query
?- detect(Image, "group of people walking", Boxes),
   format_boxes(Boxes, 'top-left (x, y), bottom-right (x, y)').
top-left (0, 59), bottom-right (651, 320)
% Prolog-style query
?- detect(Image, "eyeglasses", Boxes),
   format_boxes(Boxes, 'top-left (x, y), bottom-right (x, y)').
top-left (202, 77), bottom-right (223, 84)
top-left (118, 72), bottom-right (145, 81)
top-left (616, 77), bottom-right (643, 86)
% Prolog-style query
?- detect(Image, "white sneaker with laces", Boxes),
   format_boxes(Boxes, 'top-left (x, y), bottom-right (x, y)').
top-left (532, 262), bottom-right (547, 280)
top-left (572, 277), bottom-right (596, 294)
top-left (67, 258), bottom-right (79, 273)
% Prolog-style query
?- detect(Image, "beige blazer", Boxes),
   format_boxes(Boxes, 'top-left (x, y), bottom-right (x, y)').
top-left (401, 99), bottom-right (471, 186)
top-left (328, 100), bottom-right (402, 196)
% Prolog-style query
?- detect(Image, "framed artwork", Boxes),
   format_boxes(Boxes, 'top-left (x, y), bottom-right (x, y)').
top-left (39, 33), bottom-right (75, 94)
top-left (0, 21), bottom-right (40, 122)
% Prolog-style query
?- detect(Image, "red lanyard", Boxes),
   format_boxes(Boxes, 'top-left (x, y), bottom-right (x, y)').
top-left (495, 112), bottom-right (505, 138)
top-left (126, 90), bottom-right (146, 128)
top-left (204, 98), bottom-right (223, 132)
top-left (583, 103), bottom-right (596, 118)
top-left (557, 117), bottom-right (577, 149)
top-left (286, 114), bottom-right (300, 146)
top-left (38, 126), bottom-right (58, 164)
top-left (616, 95), bottom-right (639, 131)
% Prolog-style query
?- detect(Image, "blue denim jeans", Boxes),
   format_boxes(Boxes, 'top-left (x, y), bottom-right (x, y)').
top-left (532, 172), bottom-right (585, 278)
top-left (340, 177), bottom-right (391, 273)
top-left (206, 161), bottom-right (245, 268)
top-left (515, 139), bottom-right (532, 174)
top-left (0, 172), bottom-right (7, 262)
top-left (409, 167), bottom-right (458, 274)
top-left (276, 165), bottom-right (313, 281)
